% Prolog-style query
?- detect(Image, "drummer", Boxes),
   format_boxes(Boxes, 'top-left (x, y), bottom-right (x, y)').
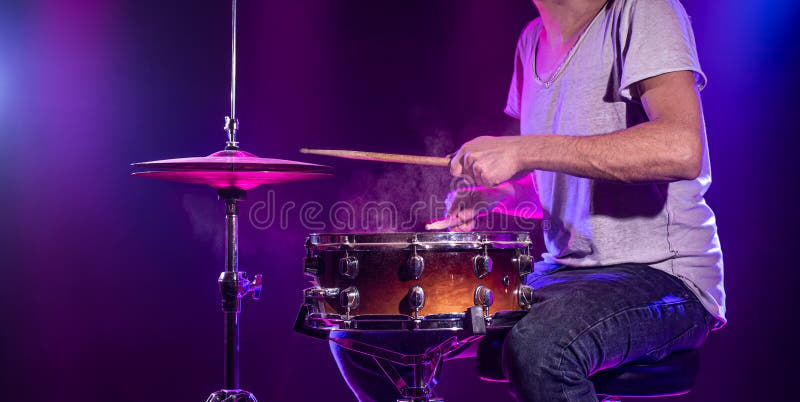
top-left (333, 0), bottom-right (725, 401)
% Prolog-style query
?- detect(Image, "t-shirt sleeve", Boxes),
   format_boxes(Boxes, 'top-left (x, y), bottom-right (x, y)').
top-left (505, 25), bottom-right (531, 119)
top-left (618, 0), bottom-right (707, 101)
top-left (504, 44), bottom-right (523, 119)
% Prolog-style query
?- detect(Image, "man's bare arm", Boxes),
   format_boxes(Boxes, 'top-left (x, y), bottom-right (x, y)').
top-left (451, 70), bottom-right (704, 186)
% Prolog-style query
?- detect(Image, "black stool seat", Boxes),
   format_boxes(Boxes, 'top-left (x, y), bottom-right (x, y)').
top-left (589, 350), bottom-right (700, 397)
top-left (476, 330), bottom-right (700, 397)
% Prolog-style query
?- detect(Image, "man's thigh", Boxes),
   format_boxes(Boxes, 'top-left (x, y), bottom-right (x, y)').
top-left (508, 264), bottom-right (712, 376)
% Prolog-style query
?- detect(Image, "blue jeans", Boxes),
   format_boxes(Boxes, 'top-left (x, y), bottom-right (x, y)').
top-left (330, 264), bottom-right (713, 402)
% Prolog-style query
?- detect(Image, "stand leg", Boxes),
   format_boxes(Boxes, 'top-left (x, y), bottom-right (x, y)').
top-left (206, 389), bottom-right (257, 402)
top-left (373, 356), bottom-right (445, 402)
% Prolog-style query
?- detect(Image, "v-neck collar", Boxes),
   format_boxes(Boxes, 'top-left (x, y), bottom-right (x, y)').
top-left (531, 3), bottom-right (608, 89)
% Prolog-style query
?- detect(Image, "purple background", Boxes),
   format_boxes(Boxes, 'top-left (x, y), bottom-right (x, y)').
top-left (2, 0), bottom-right (799, 401)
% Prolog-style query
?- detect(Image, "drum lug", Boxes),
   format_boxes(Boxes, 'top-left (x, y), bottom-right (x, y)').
top-left (518, 285), bottom-right (535, 310)
top-left (304, 237), bottom-right (320, 277)
top-left (473, 254), bottom-right (493, 279)
top-left (474, 285), bottom-right (494, 308)
top-left (339, 254), bottom-right (359, 279)
top-left (474, 285), bottom-right (494, 316)
top-left (514, 253), bottom-right (533, 276)
top-left (473, 240), bottom-right (493, 278)
top-left (407, 285), bottom-right (426, 319)
top-left (304, 255), bottom-right (321, 277)
top-left (406, 249), bottom-right (425, 280)
top-left (340, 286), bottom-right (360, 319)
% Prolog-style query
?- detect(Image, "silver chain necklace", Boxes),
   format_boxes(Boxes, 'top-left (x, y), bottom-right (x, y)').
top-left (532, 4), bottom-right (607, 89)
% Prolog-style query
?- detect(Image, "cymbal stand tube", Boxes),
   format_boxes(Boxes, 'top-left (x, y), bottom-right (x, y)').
top-left (224, 0), bottom-right (239, 150)
top-left (223, 196), bottom-right (240, 390)
top-left (207, 188), bottom-right (259, 402)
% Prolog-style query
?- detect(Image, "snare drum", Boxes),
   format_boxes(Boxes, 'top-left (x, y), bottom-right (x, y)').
top-left (299, 232), bottom-right (535, 332)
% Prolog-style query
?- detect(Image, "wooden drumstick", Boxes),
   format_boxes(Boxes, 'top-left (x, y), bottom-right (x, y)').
top-left (300, 148), bottom-right (450, 167)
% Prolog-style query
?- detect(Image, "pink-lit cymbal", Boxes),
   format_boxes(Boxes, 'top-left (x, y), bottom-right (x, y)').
top-left (132, 170), bottom-right (331, 190)
top-left (132, 149), bottom-right (330, 172)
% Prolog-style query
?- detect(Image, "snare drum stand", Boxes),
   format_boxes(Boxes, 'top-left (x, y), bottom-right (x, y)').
top-left (328, 307), bottom-right (488, 402)
top-left (207, 188), bottom-right (262, 402)
top-left (330, 332), bottom-right (452, 402)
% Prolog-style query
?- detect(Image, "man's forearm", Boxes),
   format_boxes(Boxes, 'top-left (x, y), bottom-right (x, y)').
top-left (517, 120), bottom-right (702, 183)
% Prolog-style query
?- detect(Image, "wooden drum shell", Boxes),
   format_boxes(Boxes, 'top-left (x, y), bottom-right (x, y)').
top-left (305, 232), bottom-right (533, 318)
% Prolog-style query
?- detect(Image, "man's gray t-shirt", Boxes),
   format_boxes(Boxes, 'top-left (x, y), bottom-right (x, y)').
top-left (506, 0), bottom-right (726, 325)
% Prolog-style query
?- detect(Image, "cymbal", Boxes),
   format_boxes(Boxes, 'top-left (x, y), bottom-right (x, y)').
top-left (132, 149), bottom-right (330, 172)
top-left (132, 170), bottom-right (331, 190)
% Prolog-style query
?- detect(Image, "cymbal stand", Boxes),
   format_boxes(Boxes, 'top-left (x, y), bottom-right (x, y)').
top-left (207, 188), bottom-right (262, 402)
top-left (205, 0), bottom-right (262, 398)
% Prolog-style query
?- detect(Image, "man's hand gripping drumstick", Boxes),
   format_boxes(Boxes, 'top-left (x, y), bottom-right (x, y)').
top-left (427, 136), bottom-right (542, 231)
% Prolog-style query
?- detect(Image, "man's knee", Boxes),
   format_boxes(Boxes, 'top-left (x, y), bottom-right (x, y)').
top-left (502, 317), bottom-right (597, 401)
top-left (503, 317), bottom-right (561, 378)
top-left (502, 306), bottom-right (596, 379)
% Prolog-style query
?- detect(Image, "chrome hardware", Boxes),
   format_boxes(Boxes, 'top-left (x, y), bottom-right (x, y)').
top-left (408, 285), bottom-right (426, 319)
top-left (249, 274), bottom-right (263, 300)
top-left (515, 253), bottom-right (533, 276)
top-left (303, 287), bottom-right (339, 318)
top-left (502, 275), bottom-right (511, 287)
top-left (518, 285), bottom-right (535, 310)
top-left (473, 285), bottom-right (494, 308)
top-left (473, 253), bottom-right (493, 279)
top-left (304, 287), bottom-right (341, 300)
top-left (304, 237), bottom-right (321, 276)
top-left (303, 256), bottom-right (321, 276)
top-left (224, 116), bottom-right (239, 150)
top-left (306, 232), bottom-right (532, 251)
top-left (301, 310), bottom-right (527, 333)
top-left (407, 254), bottom-right (425, 279)
top-left (473, 238), bottom-right (493, 279)
top-left (339, 255), bottom-right (359, 279)
top-left (407, 250), bottom-right (425, 280)
top-left (340, 286), bottom-right (360, 312)
top-left (218, 271), bottom-right (262, 306)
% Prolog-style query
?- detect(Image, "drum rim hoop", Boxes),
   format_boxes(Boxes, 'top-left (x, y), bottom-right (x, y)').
top-left (307, 231), bottom-right (531, 249)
